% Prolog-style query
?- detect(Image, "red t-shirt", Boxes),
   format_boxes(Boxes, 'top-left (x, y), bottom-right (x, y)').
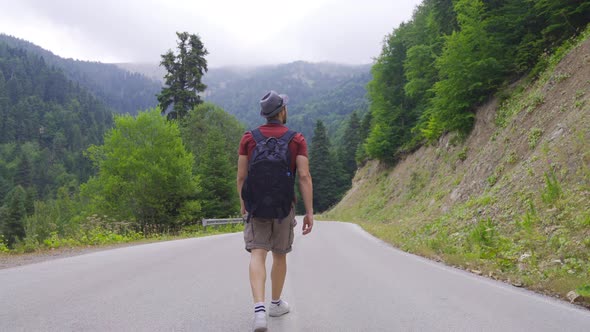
top-left (238, 123), bottom-right (308, 172)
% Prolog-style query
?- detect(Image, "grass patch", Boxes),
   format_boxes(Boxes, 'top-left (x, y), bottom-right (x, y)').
top-left (5, 223), bottom-right (244, 254)
top-left (541, 169), bottom-right (563, 205)
top-left (577, 285), bottom-right (590, 297)
top-left (528, 128), bottom-right (543, 149)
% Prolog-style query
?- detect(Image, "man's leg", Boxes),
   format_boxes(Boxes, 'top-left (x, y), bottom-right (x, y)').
top-left (250, 249), bottom-right (268, 303)
top-left (271, 252), bottom-right (287, 300)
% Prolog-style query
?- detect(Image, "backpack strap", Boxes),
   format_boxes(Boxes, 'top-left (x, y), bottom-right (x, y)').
top-left (279, 130), bottom-right (297, 144)
top-left (251, 128), bottom-right (297, 144)
top-left (280, 130), bottom-right (298, 176)
top-left (251, 128), bottom-right (266, 143)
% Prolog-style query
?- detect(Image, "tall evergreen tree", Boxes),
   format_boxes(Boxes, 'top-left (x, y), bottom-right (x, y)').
top-left (0, 185), bottom-right (27, 247)
top-left (355, 111), bottom-right (373, 166)
top-left (198, 128), bottom-right (239, 218)
top-left (339, 112), bottom-right (361, 182)
top-left (365, 22), bottom-right (413, 162)
top-left (421, 0), bottom-right (504, 140)
top-left (178, 103), bottom-right (243, 218)
top-left (534, 0), bottom-right (590, 47)
top-left (310, 120), bottom-right (345, 212)
top-left (158, 32), bottom-right (208, 120)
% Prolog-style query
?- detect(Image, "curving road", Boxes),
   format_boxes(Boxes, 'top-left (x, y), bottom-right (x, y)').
top-left (1, 220), bottom-right (589, 331)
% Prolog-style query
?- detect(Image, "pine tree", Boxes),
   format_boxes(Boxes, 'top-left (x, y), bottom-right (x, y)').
top-left (0, 185), bottom-right (27, 247)
top-left (158, 32), bottom-right (208, 120)
top-left (310, 120), bottom-right (345, 212)
top-left (355, 111), bottom-right (373, 166)
top-left (197, 128), bottom-right (239, 218)
top-left (339, 112), bottom-right (361, 182)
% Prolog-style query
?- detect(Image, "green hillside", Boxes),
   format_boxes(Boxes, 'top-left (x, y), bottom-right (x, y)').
top-left (0, 34), bottom-right (161, 115)
top-left (324, 30), bottom-right (590, 306)
top-left (0, 42), bottom-right (114, 201)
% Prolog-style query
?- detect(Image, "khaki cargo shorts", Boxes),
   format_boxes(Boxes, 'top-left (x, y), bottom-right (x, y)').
top-left (244, 209), bottom-right (297, 254)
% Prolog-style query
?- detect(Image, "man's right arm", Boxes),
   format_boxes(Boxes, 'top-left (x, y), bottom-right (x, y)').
top-left (237, 155), bottom-right (248, 216)
top-left (296, 155), bottom-right (313, 235)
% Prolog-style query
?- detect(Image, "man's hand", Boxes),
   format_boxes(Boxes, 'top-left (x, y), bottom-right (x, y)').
top-left (302, 213), bottom-right (313, 235)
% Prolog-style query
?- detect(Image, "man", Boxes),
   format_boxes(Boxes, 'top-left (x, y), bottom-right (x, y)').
top-left (237, 90), bottom-right (314, 332)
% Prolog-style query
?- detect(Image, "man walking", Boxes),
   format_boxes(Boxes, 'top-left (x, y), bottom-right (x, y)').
top-left (237, 90), bottom-right (314, 332)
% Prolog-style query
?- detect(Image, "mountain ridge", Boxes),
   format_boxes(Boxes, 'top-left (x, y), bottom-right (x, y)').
top-left (0, 34), bottom-right (161, 115)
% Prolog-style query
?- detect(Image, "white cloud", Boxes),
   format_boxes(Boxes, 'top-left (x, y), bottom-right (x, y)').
top-left (0, 0), bottom-right (423, 66)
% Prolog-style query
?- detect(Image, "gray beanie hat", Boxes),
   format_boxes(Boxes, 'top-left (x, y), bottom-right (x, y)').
top-left (260, 90), bottom-right (289, 118)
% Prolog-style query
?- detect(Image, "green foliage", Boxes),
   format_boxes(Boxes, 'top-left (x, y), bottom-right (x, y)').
top-left (534, 0), bottom-right (590, 48)
top-left (466, 218), bottom-right (502, 259)
top-left (198, 128), bottom-right (239, 218)
top-left (541, 169), bottom-right (563, 205)
top-left (0, 43), bottom-right (114, 202)
top-left (364, 0), bottom-right (589, 162)
top-left (528, 128), bottom-right (543, 149)
top-left (310, 120), bottom-right (347, 212)
top-left (365, 23), bottom-right (412, 162)
top-left (355, 111), bottom-right (373, 165)
top-left (487, 174), bottom-right (498, 187)
top-left (158, 32), bottom-right (208, 120)
top-left (0, 185), bottom-right (27, 247)
top-left (0, 235), bottom-right (9, 253)
top-left (577, 285), bottom-right (590, 297)
top-left (180, 103), bottom-right (244, 219)
top-left (81, 109), bottom-right (199, 229)
top-left (423, 0), bottom-right (503, 139)
top-left (457, 147), bottom-right (468, 162)
top-left (22, 184), bottom-right (80, 243)
top-left (338, 112), bottom-right (361, 182)
top-left (407, 171), bottom-right (429, 199)
top-left (404, 44), bottom-right (437, 100)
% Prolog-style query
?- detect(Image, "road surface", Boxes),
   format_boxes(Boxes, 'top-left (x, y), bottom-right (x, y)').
top-left (1, 220), bottom-right (589, 331)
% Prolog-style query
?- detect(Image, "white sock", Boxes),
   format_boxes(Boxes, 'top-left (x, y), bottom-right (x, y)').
top-left (254, 302), bottom-right (266, 315)
top-left (271, 299), bottom-right (281, 306)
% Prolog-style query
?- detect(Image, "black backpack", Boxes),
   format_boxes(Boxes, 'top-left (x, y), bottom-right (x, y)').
top-left (242, 128), bottom-right (297, 220)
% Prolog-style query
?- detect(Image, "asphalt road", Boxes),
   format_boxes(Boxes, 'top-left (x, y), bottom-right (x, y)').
top-left (1, 220), bottom-right (589, 331)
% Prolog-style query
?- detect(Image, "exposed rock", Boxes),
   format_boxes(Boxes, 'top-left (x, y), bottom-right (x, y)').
top-left (471, 269), bottom-right (482, 275)
top-left (518, 253), bottom-right (531, 262)
top-left (549, 126), bottom-right (565, 141)
top-left (567, 291), bottom-right (580, 303)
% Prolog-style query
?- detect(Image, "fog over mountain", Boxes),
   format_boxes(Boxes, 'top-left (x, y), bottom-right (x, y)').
top-left (0, 0), bottom-right (422, 67)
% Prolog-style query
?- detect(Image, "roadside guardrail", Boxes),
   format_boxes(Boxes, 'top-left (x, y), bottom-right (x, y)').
top-left (201, 217), bottom-right (244, 228)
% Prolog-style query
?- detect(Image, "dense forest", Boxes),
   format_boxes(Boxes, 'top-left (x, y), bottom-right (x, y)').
top-left (0, 34), bottom-right (162, 115)
top-left (362, 0), bottom-right (590, 163)
top-left (0, 42), bottom-right (114, 246)
top-left (0, 35), bottom-right (368, 249)
top-left (0, 43), bottom-right (114, 200)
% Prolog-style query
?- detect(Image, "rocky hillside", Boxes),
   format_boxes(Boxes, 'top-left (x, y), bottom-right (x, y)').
top-left (324, 33), bottom-right (590, 306)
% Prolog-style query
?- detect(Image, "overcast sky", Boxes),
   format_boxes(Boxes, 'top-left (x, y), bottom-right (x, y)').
top-left (0, 0), bottom-right (423, 68)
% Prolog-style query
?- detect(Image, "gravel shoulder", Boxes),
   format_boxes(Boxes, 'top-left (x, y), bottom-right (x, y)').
top-left (0, 242), bottom-right (149, 270)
